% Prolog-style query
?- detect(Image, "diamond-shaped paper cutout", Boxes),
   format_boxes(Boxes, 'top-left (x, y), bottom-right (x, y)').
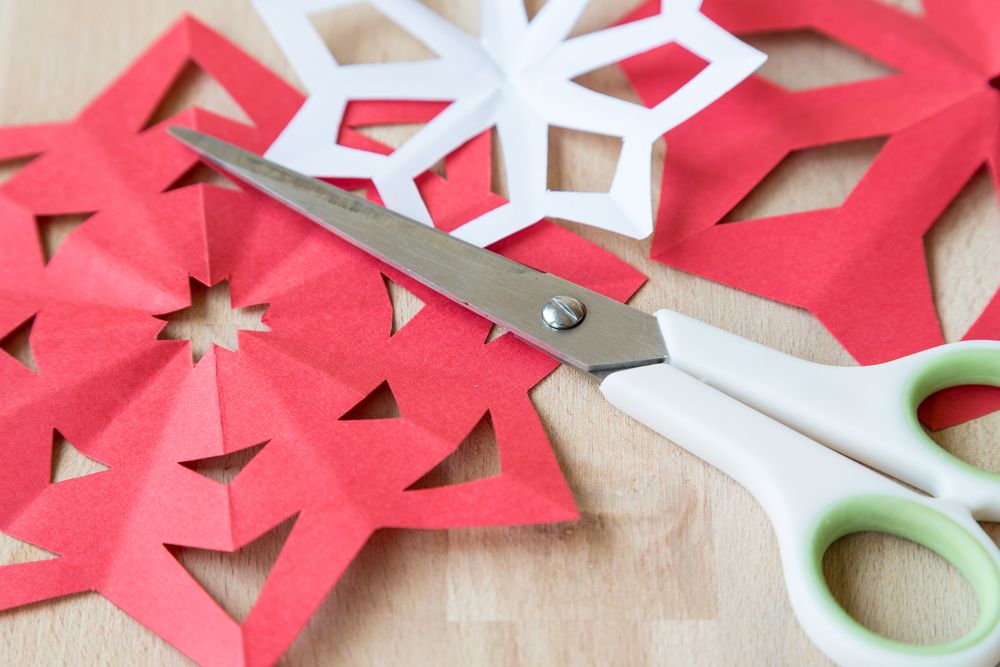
top-left (744, 29), bottom-right (897, 91)
top-left (723, 138), bottom-right (887, 222)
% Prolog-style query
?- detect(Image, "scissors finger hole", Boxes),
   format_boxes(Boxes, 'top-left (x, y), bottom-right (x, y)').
top-left (822, 531), bottom-right (978, 644)
top-left (903, 348), bottom-right (1000, 480)
top-left (808, 495), bottom-right (1000, 655)
top-left (921, 409), bottom-right (1000, 474)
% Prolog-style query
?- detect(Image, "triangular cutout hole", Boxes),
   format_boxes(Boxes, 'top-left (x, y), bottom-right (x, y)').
top-left (165, 162), bottom-right (239, 191)
top-left (36, 211), bottom-right (95, 264)
top-left (340, 380), bottom-right (401, 420)
top-left (168, 514), bottom-right (298, 623)
top-left (743, 29), bottom-right (896, 91)
top-left (383, 275), bottom-right (426, 335)
top-left (142, 61), bottom-right (252, 131)
top-left (407, 411), bottom-right (500, 489)
top-left (924, 166), bottom-right (1000, 342)
top-left (180, 441), bottom-right (268, 485)
top-left (1, 315), bottom-right (38, 373)
top-left (484, 323), bottom-right (507, 344)
top-left (722, 137), bottom-right (887, 222)
top-left (0, 154), bottom-right (39, 187)
top-left (51, 430), bottom-right (110, 483)
top-left (1, 532), bottom-right (58, 566)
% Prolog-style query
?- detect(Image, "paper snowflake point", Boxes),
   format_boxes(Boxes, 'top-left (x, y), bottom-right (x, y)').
top-left (255, 0), bottom-right (765, 245)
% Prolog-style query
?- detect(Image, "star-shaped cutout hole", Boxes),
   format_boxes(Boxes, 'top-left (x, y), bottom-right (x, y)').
top-left (155, 277), bottom-right (269, 363)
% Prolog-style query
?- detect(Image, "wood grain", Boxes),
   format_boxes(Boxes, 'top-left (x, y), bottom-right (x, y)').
top-left (1, 0), bottom-right (998, 665)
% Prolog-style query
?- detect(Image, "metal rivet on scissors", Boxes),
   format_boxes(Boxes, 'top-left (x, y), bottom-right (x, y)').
top-left (170, 127), bottom-right (1000, 667)
top-left (541, 296), bottom-right (586, 330)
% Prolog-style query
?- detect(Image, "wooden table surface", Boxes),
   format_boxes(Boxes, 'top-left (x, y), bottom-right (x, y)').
top-left (2, 0), bottom-right (998, 664)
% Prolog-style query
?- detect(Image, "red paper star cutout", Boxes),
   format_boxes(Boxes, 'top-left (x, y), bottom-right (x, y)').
top-left (0, 16), bottom-right (645, 666)
top-left (620, 0), bottom-right (1000, 429)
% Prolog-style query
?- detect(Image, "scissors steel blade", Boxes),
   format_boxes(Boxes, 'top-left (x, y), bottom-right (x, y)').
top-left (169, 128), bottom-right (667, 374)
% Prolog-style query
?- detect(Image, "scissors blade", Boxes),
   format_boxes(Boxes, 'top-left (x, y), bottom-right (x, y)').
top-left (168, 128), bottom-right (667, 373)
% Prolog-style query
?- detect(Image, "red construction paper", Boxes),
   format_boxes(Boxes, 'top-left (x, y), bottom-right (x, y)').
top-left (619, 0), bottom-right (1000, 429)
top-left (0, 16), bottom-right (645, 667)
top-left (0, 17), bottom-right (302, 218)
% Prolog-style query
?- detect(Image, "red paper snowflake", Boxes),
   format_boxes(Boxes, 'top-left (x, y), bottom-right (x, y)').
top-left (0, 16), bottom-right (645, 667)
top-left (620, 0), bottom-right (1000, 428)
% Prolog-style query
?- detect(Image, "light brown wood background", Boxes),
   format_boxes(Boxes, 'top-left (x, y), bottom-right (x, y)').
top-left (1, 0), bottom-right (999, 664)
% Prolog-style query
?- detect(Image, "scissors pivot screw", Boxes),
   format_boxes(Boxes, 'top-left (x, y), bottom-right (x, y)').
top-left (542, 296), bottom-right (586, 330)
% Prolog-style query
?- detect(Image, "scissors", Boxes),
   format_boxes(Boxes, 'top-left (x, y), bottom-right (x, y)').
top-left (170, 127), bottom-right (1000, 667)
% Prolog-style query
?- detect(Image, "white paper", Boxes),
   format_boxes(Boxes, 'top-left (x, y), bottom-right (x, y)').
top-left (254, 0), bottom-right (766, 246)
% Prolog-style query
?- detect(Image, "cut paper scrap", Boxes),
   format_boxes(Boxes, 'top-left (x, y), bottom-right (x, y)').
top-left (0, 15), bottom-right (302, 219)
top-left (0, 20), bottom-right (646, 667)
top-left (619, 0), bottom-right (1000, 429)
top-left (253, 0), bottom-right (766, 246)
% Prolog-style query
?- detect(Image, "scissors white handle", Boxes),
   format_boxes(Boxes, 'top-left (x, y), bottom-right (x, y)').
top-left (601, 310), bottom-right (1000, 667)
top-left (657, 309), bottom-right (1000, 519)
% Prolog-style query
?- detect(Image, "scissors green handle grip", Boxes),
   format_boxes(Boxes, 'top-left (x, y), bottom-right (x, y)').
top-left (601, 310), bottom-right (1000, 667)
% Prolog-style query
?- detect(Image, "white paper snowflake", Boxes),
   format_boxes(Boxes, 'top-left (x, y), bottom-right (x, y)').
top-left (254, 0), bottom-right (765, 246)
